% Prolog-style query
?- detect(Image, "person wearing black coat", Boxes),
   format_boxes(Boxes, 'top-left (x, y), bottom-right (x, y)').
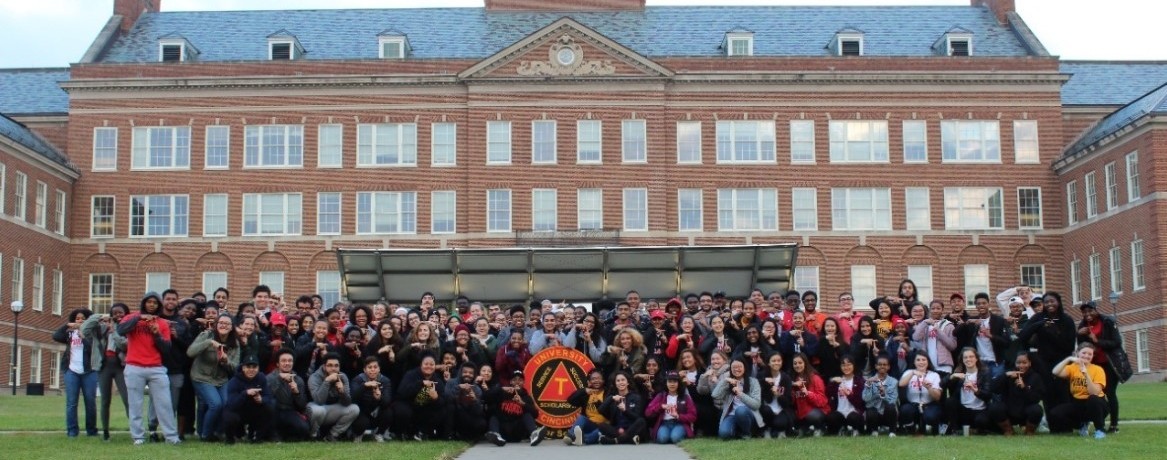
top-left (987, 351), bottom-right (1044, 436)
top-left (445, 362), bottom-right (488, 442)
top-left (295, 321), bottom-right (337, 382)
top-left (394, 353), bottom-right (447, 440)
top-left (943, 347), bottom-right (993, 434)
top-left (732, 326), bottom-right (772, 378)
top-left (483, 369), bottom-right (545, 446)
top-left (1076, 301), bottom-right (1124, 432)
top-left (222, 356), bottom-right (274, 444)
top-left (597, 371), bottom-right (646, 444)
top-left (266, 349), bottom-right (312, 441)
top-left (53, 308), bottom-right (98, 438)
top-left (1017, 292), bottom-right (1077, 411)
top-left (954, 293), bottom-right (1011, 380)
top-left (759, 353), bottom-right (795, 437)
top-left (350, 357), bottom-right (394, 441)
top-left (337, 326), bottom-right (367, 381)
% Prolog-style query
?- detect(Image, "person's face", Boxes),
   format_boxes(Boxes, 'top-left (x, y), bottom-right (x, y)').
top-left (588, 372), bottom-right (604, 389)
top-left (354, 309), bottom-right (368, 326)
top-left (323, 359), bottom-right (340, 375)
top-left (240, 318), bottom-right (256, 336)
top-left (686, 297), bottom-right (698, 310)
top-left (769, 353), bottom-right (783, 371)
top-left (416, 324), bottom-right (431, 341)
top-left (750, 291), bottom-right (765, 305)
top-left (1083, 307), bottom-right (1098, 322)
top-left (838, 294), bottom-right (854, 311)
top-left (700, 295), bottom-right (713, 310)
top-left (646, 359), bottom-right (659, 374)
top-left (915, 354), bottom-right (929, 370)
top-left (666, 379), bottom-right (679, 392)
top-left (379, 323), bottom-right (393, 339)
top-left (543, 314), bottom-right (557, 331)
top-left (901, 282), bottom-right (915, 297)
top-left (364, 361), bottom-right (380, 380)
top-left (420, 357), bottom-right (436, 375)
top-left (314, 321), bottom-right (329, 339)
top-left (859, 321), bottom-right (872, 335)
top-left (216, 317), bottom-right (233, 335)
top-left (438, 309), bottom-right (449, 322)
top-left (111, 308), bottom-right (126, 322)
top-left (894, 322), bottom-right (907, 335)
top-left (508, 374), bottom-right (523, 388)
top-left (278, 353), bottom-right (295, 372)
top-left (254, 291), bottom-right (270, 310)
top-left (581, 315), bottom-right (596, 332)
top-left (792, 312), bottom-right (805, 329)
top-left (616, 304), bottom-right (631, 320)
top-left (442, 353), bottom-right (456, 366)
top-left (681, 317), bottom-right (695, 333)
top-left (461, 366), bottom-right (476, 382)
top-left (962, 350), bottom-right (978, 368)
top-left (930, 304), bottom-right (945, 320)
top-left (303, 316), bottom-right (315, 332)
top-left (469, 304), bottom-right (483, 319)
top-left (710, 353), bottom-right (725, 368)
top-left (681, 352), bottom-right (695, 369)
top-left (1017, 286), bottom-right (1031, 298)
top-left (346, 330), bottom-right (363, 345)
top-left (448, 316), bottom-right (461, 330)
top-left (875, 359), bottom-right (890, 375)
top-left (242, 364), bottom-right (259, 379)
top-left (840, 359), bottom-right (854, 375)
top-left (312, 297), bottom-right (323, 310)
top-left (803, 296), bottom-right (818, 312)
top-left (509, 332), bottom-right (524, 347)
top-left (746, 328), bottom-right (759, 342)
top-left (421, 294), bottom-right (435, 306)
top-left (619, 333), bottom-right (632, 348)
top-left (1015, 355), bottom-right (1031, 373)
top-left (950, 301), bottom-right (965, 314)
top-left (180, 304), bottom-right (195, 318)
top-left (480, 366), bottom-right (493, 382)
top-left (456, 298), bottom-right (470, 312)
top-left (162, 293), bottom-right (179, 311)
top-left (408, 313), bottom-right (421, 328)
top-left (784, 294), bottom-right (800, 309)
top-left (287, 320), bottom-right (300, 336)
top-left (792, 357), bottom-right (806, 373)
top-left (297, 301), bottom-right (312, 312)
top-left (1009, 302), bottom-right (1024, 317)
top-left (711, 316), bottom-right (724, 332)
top-left (742, 301), bottom-right (756, 316)
top-left (975, 298), bottom-right (989, 316)
top-left (489, 305), bottom-right (501, 316)
top-left (878, 303), bottom-right (891, 318)
top-left (204, 306), bottom-right (219, 319)
top-left (390, 317), bottom-right (402, 332)
top-left (455, 330), bottom-right (469, 344)
top-left (475, 318), bottom-right (489, 335)
top-left (327, 312), bottom-right (342, 328)
top-left (1077, 346), bottom-right (1095, 362)
top-left (911, 305), bottom-right (925, 320)
top-left (615, 374), bottom-right (629, 391)
top-left (731, 360), bottom-right (746, 378)
top-left (511, 311), bottom-right (526, 327)
top-left (144, 297), bottom-right (160, 313)
top-left (1044, 297), bottom-right (1059, 314)
top-left (626, 292), bottom-right (640, 309)
top-left (215, 291), bottom-right (229, 305)
top-left (651, 316), bottom-right (664, 328)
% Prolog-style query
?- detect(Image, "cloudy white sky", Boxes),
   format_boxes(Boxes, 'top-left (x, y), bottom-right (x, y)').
top-left (0, 0), bottom-right (1160, 68)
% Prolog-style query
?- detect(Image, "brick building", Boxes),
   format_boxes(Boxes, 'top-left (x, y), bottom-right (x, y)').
top-left (0, 0), bottom-right (1164, 389)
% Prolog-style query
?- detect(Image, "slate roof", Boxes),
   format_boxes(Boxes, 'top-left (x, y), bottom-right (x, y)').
top-left (1061, 61), bottom-right (1167, 106)
top-left (97, 5), bottom-right (1033, 63)
top-left (0, 114), bottom-right (76, 171)
top-left (1064, 82), bottom-right (1167, 156)
top-left (0, 68), bottom-right (70, 115)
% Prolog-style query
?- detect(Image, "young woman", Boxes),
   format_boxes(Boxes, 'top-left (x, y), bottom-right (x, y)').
top-left (713, 358), bottom-right (763, 439)
top-left (913, 300), bottom-right (957, 379)
top-left (698, 315), bottom-right (737, 364)
top-left (760, 353), bottom-right (794, 438)
top-left (760, 319), bottom-right (780, 351)
top-left (493, 330), bottom-right (532, 383)
top-left (943, 347), bottom-right (991, 435)
top-left (789, 353), bottom-right (829, 437)
top-left (285, 314), bottom-right (303, 342)
top-left (186, 314), bottom-right (240, 441)
top-left (665, 316), bottom-right (702, 368)
top-left (81, 303), bottom-right (129, 441)
top-left (472, 317), bottom-right (500, 359)
top-left (850, 316), bottom-right (883, 377)
top-left (780, 311), bottom-right (819, 374)
top-left (1076, 301), bottom-right (1123, 433)
top-left (825, 356), bottom-right (866, 436)
top-left (564, 369), bottom-right (608, 446)
top-left (598, 371), bottom-right (646, 444)
top-left (348, 305), bottom-right (375, 340)
top-left (695, 350), bottom-right (729, 436)
top-left (366, 320), bottom-right (403, 385)
top-left (733, 326), bottom-right (771, 378)
top-left (601, 328), bottom-right (647, 378)
top-left (394, 353), bottom-right (447, 440)
top-left (337, 326), bottom-right (367, 380)
top-left (294, 320), bottom-right (335, 381)
top-left (400, 321), bottom-right (442, 372)
top-left (675, 348), bottom-right (705, 391)
top-left (898, 351), bottom-right (943, 435)
top-left (884, 318), bottom-right (912, 378)
top-left (54, 308), bottom-right (98, 438)
top-left (871, 300), bottom-right (897, 341)
top-left (1048, 342), bottom-right (1109, 439)
top-left (987, 351), bottom-right (1044, 436)
top-left (862, 355), bottom-right (899, 436)
top-left (446, 325), bottom-right (488, 368)
top-left (574, 312), bottom-right (608, 363)
top-left (645, 371), bottom-right (697, 444)
top-left (634, 357), bottom-right (664, 400)
top-left (816, 317), bottom-right (845, 381)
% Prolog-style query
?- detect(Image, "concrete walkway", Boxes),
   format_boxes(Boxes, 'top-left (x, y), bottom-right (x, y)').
top-left (457, 442), bottom-right (691, 460)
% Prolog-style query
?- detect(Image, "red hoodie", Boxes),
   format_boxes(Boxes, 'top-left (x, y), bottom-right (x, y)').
top-left (121, 312), bottom-right (171, 367)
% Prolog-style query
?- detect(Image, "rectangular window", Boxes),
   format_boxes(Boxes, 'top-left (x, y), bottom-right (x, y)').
top-left (205, 125), bottom-right (230, 169)
top-left (716, 121), bottom-right (775, 163)
top-left (1109, 247), bottom-right (1123, 293)
top-left (130, 195), bottom-right (188, 237)
top-left (242, 193), bottom-right (302, 236)
top-left (1070, 259), bottom-right (1082, 303)
top-left (1013, 120), bottom-right (1039, 163)
top-left (1020, 265), bottom-right (1045, 293)
top-left (379, 38), bottom-right (405, 59)
top-left (131, 126), bottom-right (191, 169)
top-left (316, 192), bottom-right (342, 235)
top-left (32, 264), bottom-right (44, 311)
top-left (791, 187), bottom-right (818, 231)
top-left (1067, 181), bottom-right (1078, 224)
top-left (728, 37), bottom-right (753, 56)
top-left (93, 127), bottom-right (118, 171)
top-left (1018, 187), bottom-right (1043, 229)
top-left (677, 188), bottom-right (702, 231)
top-left (487, 121), bottom-right (512, 164)
top-left (30, 348), bottom-right (41, 384)
top-left (317, 271), bottom-right (342, 307)
top-left (1131, 240), bottom-right (1144, 291)
top-left (34, 182), bottom-right (47, 228)
top-left (907, 265), bottom-right (934, 304)
top-left (850, 265), bottom-right (877, 306)
top-left (622, 120), bottom-right (647, 163)
top-left (50, 352), bottom-right (60, 389)
top-left (202, 272), bottom-right (227, 297)
top-left (531, 121), bottom-right (557, 164)
top-left (317, 124), bottom-right (343, 168)
top-left (431, 191), bottom-right (456, 234)
top-left (943, 187), bottom-right (1003, 230)
top-left (794, 266), bottom-right (820, 295)
top-left (577, 189), bottom-right (603, 231)
top-left (905, 187), bottom-right (931, 230)
top-left (718, 188), bottom-right (777, 231)
top-left (14, 172), bottom-right (27, 220)
top-left (1104, 162), bottom-right (1118, 211)
top-left (790, 120), bottom-right (816, 163)
top-left (963, 264), bottom-right (989, 306)
top-left (577, 120), bottom-right (602, 164)
top-left (431, 123), bottom-right (457, 166)
top-left (531, 189), bottom-right (558, 231)
top-left (1126, 151), bottom-right (1140, 201)
top-left (1136, 329), bottom-right (1149, 373)
top-left (357, 123), bottom-right (417, 166)
top-left (831, 188), bottom-right (891, 230)
top-left (355, 192), bottom-right (416, 235)
top-left (244, 125), bottom-right (303, 167)
top-left (1089, 253), bottom-right (1102, 300)
top-left (829, 120), bottom-right (889, 162)
top-left (941, 120), bottom-right (1000, 162)
top-left (676, 121), bottom-right (701, 164)
top-left (10, 257), bottom-right (22, 303)
top-left (487, 189), bottom-right (511, 232)
top-left (89, 274), bottom-right (113, 313)
top-left (258, 271), bottom-right (284, 294)
top-left (839, 37), bottom-right (862, 56)
top-left (623, 188), bottom-right (648, 231)
top-left (1085, 172), bottom-right (1098, 218)
top-left (54, 190), bottom-right (66, 235)
top-left (202, 194), bottom-right (228, 237)
top-left (145, 272), bottom-right (171, 294)
top-left (51, 269), bottom-right (63, 315)
top-left (902, 120), bottom-right (927, 163)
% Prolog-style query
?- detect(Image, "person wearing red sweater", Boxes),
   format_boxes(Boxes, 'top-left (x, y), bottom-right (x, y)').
top-left (117, 292), bottom-right (180, 445)
top-left (789, 352), bottom-right (830, 437)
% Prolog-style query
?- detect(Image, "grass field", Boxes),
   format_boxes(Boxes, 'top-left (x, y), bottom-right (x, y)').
top-left (0, 434), bottom-right (467, 460)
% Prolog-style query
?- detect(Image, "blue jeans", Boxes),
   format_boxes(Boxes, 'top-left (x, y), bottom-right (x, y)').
top-left (656, 419), bottom-right (686, 444)
top-left (125, 365), bottom-right (178, 443)
top-left (64, 370), bottom-right (98, 437)
top-left (718, 405), bottom-right (753, 439)
top-left (571, 415), bottom-right (602, 445)
top-left (192, 381), bottom-right (228, 439)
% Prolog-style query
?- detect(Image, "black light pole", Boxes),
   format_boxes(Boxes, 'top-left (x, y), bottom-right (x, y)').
top-left (1109, 291), bottom-right (1121, 325)
top-left (10, 301), bottom-right (24, 396)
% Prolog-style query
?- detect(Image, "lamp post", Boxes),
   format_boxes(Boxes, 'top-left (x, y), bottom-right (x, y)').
top-left (1108, 291), bottom-right (1121, 325)
top-left (10, 301), bottom-right (24, 396)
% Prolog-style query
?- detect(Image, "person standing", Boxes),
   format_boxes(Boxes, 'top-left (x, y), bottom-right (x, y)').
top-left (53, 308), bottom-right (99, 438)
top-left (1017, 292), bottom-right (1076, 413)
top-left (81, 303), bottom-right (129, 441)
top-left (117, 292), bottom-right (180, 445)
top-left (186, 314), bottom-right (239, 441)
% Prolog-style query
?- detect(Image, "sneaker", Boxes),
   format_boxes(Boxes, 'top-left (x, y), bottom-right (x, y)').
top-left (412, 432), bottom-right (425, 442)
top-left (938, 424), bottom-right (948, 436)
top-left (763, 430), bottom-right (771, 439)
top-left (776, 431), bottom-right (786, 439)
top-left (167, 439), bottom-right (182, 446)
top-left (563, 429), bottom-right (575, 445)
top-left (851, 429), bottom-right (859, 437)
top-left (632, 435), bottom-right (640, 445)
top-left (354, 434), bottom-right (363, 443)
top-left (888, 432), bottom-right (896, 438)
top-left (485, 431), bottom-right (506, 447)
top-left (1094, 430), bottom-right (1106, 440)
top-left (813, 429), bottom-right (823, 438)
top-left (530, 426), bottom-right (546, 446)
top-left (872, 430), bottom-right (880, 437)
top-left (373, 434), bottom-right (385, 443)
top-left (1108, 426), bottom-right (1119, 434)
top-left (598, 434), bottom-right (615, 445)
top-left (133, 439), bottom-right (146, 446)
top-left (1079, 423), bottom-right (1090, 437)
top-left (571, 426), bottom-right (583, 446)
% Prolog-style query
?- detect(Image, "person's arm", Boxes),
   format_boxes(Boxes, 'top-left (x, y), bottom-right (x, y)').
top-left (995, 287), bottom-right (1018, 313)
top-left (80, 314), bottom-right (104, 341)
top-left (936, 322), bottom-right (957, 351)
top-left (559, 329), bottom-right (576, 349)
top-left (644, 393), bottom-right (664, 418)
top-left (337, 374), bottom-right (354, 405)
top-left (187, 329), bottom-right (214, 358)
top-left (308, 372), bottom-right (330, 405)
top-left (804, 375), bottom-right (829, 409)
top-left (117, 313), bottom-right (141, 336)
top-left (52, 324), bottom-right (71, 344)
top-left (1051, 356), bottom-right (1072, 378)
top-left (226, 378), bottom-right (248, 411)
top-left (740, 377), bottom-right (762, 410)
top-left (711, 373), bottom-right (730, 399)
top-left (880, 376), bottom-right (898, 406)
top-left (528, 331), bottom-right (547, 354)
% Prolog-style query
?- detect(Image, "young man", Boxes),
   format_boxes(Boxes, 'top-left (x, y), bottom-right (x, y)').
top-left (955, 292), bottom-right (1009, 380)
top-left (150, 289), bottom-right (192, 440)
top-left (267, 348), bottom-right (312, 441)
top-left (117, 292), bottom-right (180, 445)
top-left (446, 362), bottom-right (488, 442)
top-left (307, 352), bottom-right (360, 441)
top-left (223, 355), bottom-right (274, 444)
top-left (484, 370), bottom-right (545, 446)
top-left (350, 357), bottom-right (394, 442)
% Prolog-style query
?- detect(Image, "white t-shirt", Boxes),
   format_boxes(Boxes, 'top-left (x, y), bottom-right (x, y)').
top-left (664, 394), bottom-right (678, 421)
top-left (904, 370), bottom-right (941, 404)
top-left (69, 330), bottom-right (85, 374)
top-left (836, 379), bottom-right (856, 416)
top-left (974, 319), bottom-right (996, 363)
top-left (925, 322), bottom-right (952, 373)
top-left (959, 371), bottom-right (986, 410)
top-left (768, 374), bottom-right (784, 414)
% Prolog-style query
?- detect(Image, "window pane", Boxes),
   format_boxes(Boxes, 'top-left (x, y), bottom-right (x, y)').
top-left (487, 121), bottom-right (512, 163)
top-left (317, 192), bottom-right (342, 235)
top-left (577, 120), bottom-right (602, 163)
top-left (93, 128), bottom-right (118, 170)
top-left (678, 189), bottom-right (702, 231)
top-left (532, 189), bottom-right (557, 231)
top-left (903, 120), bottom-right (927, 163)
top-left (716, 121), bottom-right (775, 163)
top-left (790, 120), bottom-right (815, 163)
top-left (623, 188), bottom-right (647, 231)
top-left (487, 189), bottom-right (511, 232)
top-left (203, 194), bottom-right (228, 236)
top-left (432, 123), bottom-right (457, 165)
top-left (431, 191), bottom-right (456, 234)
top-left (318, 124), bottom-right (343, 167)
top-left (677, 121), bottom-right (701, 163)
top-left (532, 121), bottom-right (557, 164)
top-left (791, 187), bottom-right (817, 230)
top-left (578, 189), bottom-right (603, 231)
top-left (829, 121), bottom-right (888, 162)
top-left (205, 126), bottom-right (230, 168)
top-left (1013, 120), bottom-right (1039, 163)
top-left (622, 120), bottom-right (646, 162)
top-left (905, 187), bottom-right (931, 230)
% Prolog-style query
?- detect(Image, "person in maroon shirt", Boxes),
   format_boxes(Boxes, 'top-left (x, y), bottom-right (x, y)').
top-left (117, 292), bottom-right (180, 445)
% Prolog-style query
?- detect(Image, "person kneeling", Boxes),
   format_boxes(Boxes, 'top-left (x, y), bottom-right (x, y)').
top-left (223, 356), bottom-right (274, 444)
top-left (308, 353), bottom-right (360, 441)
top-left (446, 363), bottom-right (489, 442)
top-left (351, 357), bottom-right (393, 442)
top-left (484, 370), bottom-right (545, 446)
top-left (267, 349), bottom-right (312, 441)
top-left (597, 371), bottom-right (646, 444)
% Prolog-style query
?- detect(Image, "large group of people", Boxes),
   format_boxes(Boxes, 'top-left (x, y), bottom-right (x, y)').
top-left (54, 280), bottom-right (1127, 446)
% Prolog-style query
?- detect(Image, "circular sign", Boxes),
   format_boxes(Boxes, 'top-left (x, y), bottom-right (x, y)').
top-left (523, 346), bottom-right (593, 430)
top-left (556, 48), bottom-right (576, 66)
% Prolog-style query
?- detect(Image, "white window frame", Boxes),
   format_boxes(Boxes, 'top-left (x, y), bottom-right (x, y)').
top-left (34, 181), bottom-right (47, 228)
top-left (129, 195), bottom-right (189, 238)
top-left (943, 187), bottom-right (1004, 230)
top-left (1017, 187), bottom-right (1043, 230)
top-left (963, 264), bottom-right (990, 306)
top-left (1104, 162), bottom-right (1118, 211)
top-left (30, 347), bottom-right (42, 384)
top-left (12, 345), bottom-right (20, 387)
top-left (717, 188), bottom-right (778, 232)
top-left (51, 269), bottom-right (63, 315)
top-left (577, 188), bottom-right (603, 231)
top-left (1135, 329), bottom-right (1149, 373)
top-left (379, 37), bottom-right (406, 59)
top-left (316, 192), bottom-right (342, 236)
top-left (145, 272), bottom-right (171, 294)
top-left (577, 120), bottom-right (602, 164)
top-left (431, 122), bottom-right (457, 166)
top-left (204, 125), bottom-right (230, 170)
top-left (1131, 240), bottom-right (1145, 291)
top-left (14, 172), bottom-right (27, 220)
top-left (1089, 253), bottom-right (1102, 301)
top-left (1020, 265), bottom-right (1045, 293)
top-left (726, 34), bottom-right (754, 56)
top-left (92, 127), bottom-right (118, 171)
top-left (716, 120), bottom-right (776, 163)
top-left (258, 271), bottom-right (285, 294)
top-left (677, 188), bottom-right (703, 232)
top-left (791, 187), bottom-right (818, 231)
top-left (1109, 246), bottom-right (1123, 294)
top-left (32, 263), bottom-right (44, 311)
top-left (907, 265), bottom-right (934, 304)
top-left (790, 120), bottom-right (816, 164)
top-left (622, 120), bottom-right (647, 163)
top-left (355, 192), bottom-right (417, 235)
top-left (947, 35), bottom-right (972, 56)
top-left (905, 187), bottom-right (931, 231)
top-left (836, 34), bottom-right (864, 56)
top-left (1126, 151), bottom-right (1140, 202)
top-left (91, 195), bottom-right (115, 238)
top-left (940, 120), bottom-right (1001, 163)
top-left (1013, 120), bottom-right (1039, 164)
top-left (431, 190), bottom-right (457, 234)
top-left (1070, 259), bottom-right (1082, 304)
top-left (268, 40), bottom-right (297, 61)
top-left (88, 274), bottom-right (114, 313)
top-left (623, 188), bottom-right (648, 232)
top-left (850, 265), bottom-right (876, 305)
top-left (902, 120), bottom-right (928, 163)
top-left (794, 266), bottom-right (820, 296)
top-left (1067, 181), bottom-right (1078, 225)
top-left (531, 189), bottom-right (558, 232)
top-left (244, 125), bottom-right (304, 168)
top-left (531, 120), bottom-right (557, 165)
top-left (676, 121), bottom-right (702, 164)
top-left (356, 123), bottom-right (417, 167)
top-left (316, 271), bottom-right (343, 307)
top-left (486, 189), bottom-right (512, 233)
top-left (487, 121), bottom-right (512, 164)
top-left (202, 193), bottom-right (228, 237)
top-left (1085, 172), bottom-right (1098, 218)
top-left (50, 352), bottom-right (60, 389)
top-left (317, 124), bottom-right (343, 168)
top-left (829, 120), bottom-right (889, 163)
top-left (54, 189), bottom-right (66, 235)
top-left (242, 193), bottom-right (302, 236)
top-left (131, 126), bottom-right (191, 170)
top-left (831, 188), bottom-right (891, 231)
top-left (202, 272), bottom-right (228, 297)
top-left (158, 40), bottom-right (188, 62)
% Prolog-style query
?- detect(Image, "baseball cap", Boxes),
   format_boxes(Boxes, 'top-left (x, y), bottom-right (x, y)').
top-left (650, 310), bottom-right (667, 320)
top-left (713, 291), bottom-right (727, 298)
top-left (949, 292), bottom-right (965, 301)
top-left (241, 355), bottom-right (260, 367)
top-left (270, 312), bottom-right (287, 327)
top-left (1008, 296), bottom-right (1024, 305)
top-left (1079, 301), bottom-right (1097, 311)
top-left (512, 370), bottom-right (524, 379)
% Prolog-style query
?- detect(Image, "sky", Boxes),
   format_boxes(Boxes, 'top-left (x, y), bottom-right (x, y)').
top-left (0, 0), bottom-right (1161, 68)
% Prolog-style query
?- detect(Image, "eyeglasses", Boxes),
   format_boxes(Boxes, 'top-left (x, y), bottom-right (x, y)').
top-left (839, 297), bottom-right (854, 301)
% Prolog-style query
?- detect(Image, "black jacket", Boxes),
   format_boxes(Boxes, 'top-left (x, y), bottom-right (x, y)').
top-left (397, 368), bottom-right (445, 408)
top-left (954, 314), bottom-right (1010, 363)
top-left (599, 391), bottom-right (644, 426)
top-left (350, 372), bottom-right (393, 410)
top-left (52, 324), bottom-right (95, 374)
top-left (991, 369), bottom-right (1043, 407)
top-left (266, 371), bottom-right (309, 413)
top-left (485, 384), bottom-right (536, 422)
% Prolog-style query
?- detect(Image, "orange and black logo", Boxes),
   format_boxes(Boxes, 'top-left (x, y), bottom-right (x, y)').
top-left (524, 346), bottom-right (593, 430)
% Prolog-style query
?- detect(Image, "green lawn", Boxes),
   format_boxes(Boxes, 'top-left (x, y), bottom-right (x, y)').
top-left (1114, 381), bottom-right (1167, 420)
top-left (0, 434), bottom-right (466, 460)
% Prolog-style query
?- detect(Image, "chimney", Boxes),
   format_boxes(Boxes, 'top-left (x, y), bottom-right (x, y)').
top-left (971, 0), bottom-right (1015, 24)
top-left (485, 0), bottom-right (645, 11)
top-left (114, 0), bottom-right (161, 34)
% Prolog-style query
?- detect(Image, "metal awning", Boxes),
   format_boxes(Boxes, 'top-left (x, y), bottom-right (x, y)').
top-left (335, 244), bottom-right (798, 304)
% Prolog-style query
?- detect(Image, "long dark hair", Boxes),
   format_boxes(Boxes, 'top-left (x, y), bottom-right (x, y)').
top-left (790, 352), bottom-right (818, 383)
top-left (215, 314), bottom-right (240, 350)
top-left (730, 357), bottom-right (754, 394)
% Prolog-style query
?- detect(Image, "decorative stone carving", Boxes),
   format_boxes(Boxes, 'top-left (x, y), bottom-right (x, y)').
top-left (517, 34), bottom-right (616, 76)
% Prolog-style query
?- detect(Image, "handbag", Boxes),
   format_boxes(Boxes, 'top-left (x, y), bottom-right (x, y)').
top-left (1109, 346), bottom-right (1134, 383)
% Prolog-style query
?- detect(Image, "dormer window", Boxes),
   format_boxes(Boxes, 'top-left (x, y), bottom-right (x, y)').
top-left (377, 31), bottom-right (410, 59)
top-left (161, 43), bottom-right (184, 62)
top-left (830, 29), bottom-right (865, 57)
top-left (158, 36), bottom-right (197, 62)
top-left (947, 36), bottom-right (972, 56)
top-left (723, 30), bottom-right (754, 57)
top-left (935, 28), bottom-right (974, 57)
top-left (271, 42), bottom-right (293, 60)
top-left (267, 30), bottom-right (304, 61)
